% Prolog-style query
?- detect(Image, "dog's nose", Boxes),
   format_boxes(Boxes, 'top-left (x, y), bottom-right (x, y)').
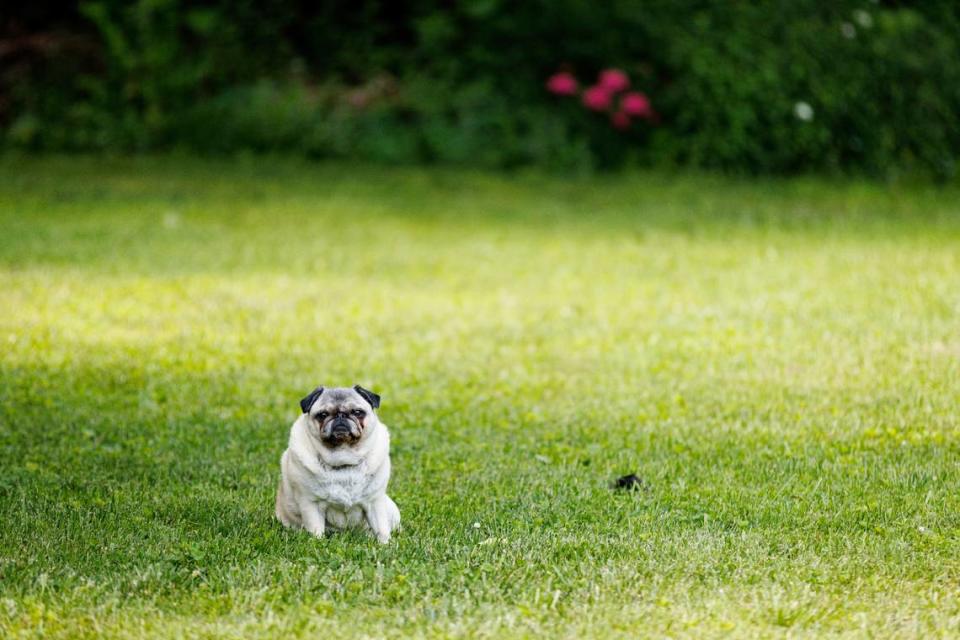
top-left (331, 419), bottom-right (351, 434)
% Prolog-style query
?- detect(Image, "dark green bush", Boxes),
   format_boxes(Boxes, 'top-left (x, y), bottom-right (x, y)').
top-left (2, 1), bottom-right (959, 177)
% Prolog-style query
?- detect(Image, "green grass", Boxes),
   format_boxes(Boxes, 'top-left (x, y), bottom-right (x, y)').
top-left (2, 155), bottom-right (960, 638)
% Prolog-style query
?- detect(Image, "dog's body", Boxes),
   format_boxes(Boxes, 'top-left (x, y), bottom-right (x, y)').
top-left (275, 385), bottom-right (400, 543)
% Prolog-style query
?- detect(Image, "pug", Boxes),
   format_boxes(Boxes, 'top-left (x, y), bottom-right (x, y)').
top-left (275, 385), bottom-right (400, 543)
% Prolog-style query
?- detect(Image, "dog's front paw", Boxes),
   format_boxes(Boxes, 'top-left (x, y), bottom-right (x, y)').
top-left (366, 495), bottom-right (400, 544)
top-left (386, 499), bottom-right (401, 533)
top-left (295, 501), bottom-right (326, 538)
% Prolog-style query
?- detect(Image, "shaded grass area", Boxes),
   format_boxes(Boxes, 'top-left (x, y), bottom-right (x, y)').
top-left (1, 155), bottom-right (959, 637)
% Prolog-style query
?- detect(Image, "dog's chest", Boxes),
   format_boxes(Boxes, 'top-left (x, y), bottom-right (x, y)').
top-left (309, 466), bottom-right (373, 507)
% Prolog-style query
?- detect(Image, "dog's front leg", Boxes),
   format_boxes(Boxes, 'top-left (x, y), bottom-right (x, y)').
top-left (365, 496), bottom-right (396, 544)
top-left (298, 498), bottom-right (326, 538)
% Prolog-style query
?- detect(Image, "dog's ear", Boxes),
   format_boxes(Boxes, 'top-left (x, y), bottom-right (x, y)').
top-left (353, 384), bottom-right (381, 409)
top-left (299, 386), bottom-right (324, 414)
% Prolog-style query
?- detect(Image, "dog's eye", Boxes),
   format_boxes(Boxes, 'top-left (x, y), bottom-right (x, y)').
top-left (316, 411), bottom-right (328, 420)
top-left (351, 409), bottom-right (365, 418)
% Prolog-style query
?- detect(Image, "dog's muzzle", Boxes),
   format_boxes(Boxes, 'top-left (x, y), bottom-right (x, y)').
top-left (331, 418), bottom-right (352, 436)
top-left (323, 415), bottom-right (358, 445)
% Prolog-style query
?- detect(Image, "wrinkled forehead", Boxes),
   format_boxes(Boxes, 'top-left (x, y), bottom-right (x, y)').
top-left (315, 388), bottom-right (365, 411)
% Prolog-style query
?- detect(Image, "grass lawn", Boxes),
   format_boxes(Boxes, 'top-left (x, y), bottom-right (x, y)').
top-left (1, 156), bottom-right (959, 638)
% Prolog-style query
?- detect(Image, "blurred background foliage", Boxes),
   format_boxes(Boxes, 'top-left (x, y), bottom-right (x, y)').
top-left (2, 1), bottom-right (959, 177)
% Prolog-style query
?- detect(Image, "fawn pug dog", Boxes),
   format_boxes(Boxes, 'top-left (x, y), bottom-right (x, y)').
top-left (275, 385), bottom-right (400, 543)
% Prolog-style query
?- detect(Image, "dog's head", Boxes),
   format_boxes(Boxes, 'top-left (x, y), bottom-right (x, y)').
top-left (299, 385), bottom-right (381, 447)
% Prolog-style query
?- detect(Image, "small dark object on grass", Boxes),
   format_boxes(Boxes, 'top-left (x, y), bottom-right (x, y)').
top-left (613, 474), bottom-right (648, 492)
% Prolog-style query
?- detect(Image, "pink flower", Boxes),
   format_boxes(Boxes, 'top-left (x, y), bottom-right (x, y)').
top-left (546, 72), bottom-right (579, 96)
top-left (611, 111), bottom-right (631, 130)
top-left (621, 92), bottom-right (652, 118)
top-left (582, 85), bottom-right (613, 111)
top-left (598, 69), bottom-right (630, 94)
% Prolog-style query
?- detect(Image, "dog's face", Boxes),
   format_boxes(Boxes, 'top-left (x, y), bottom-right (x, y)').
top-left (299, 385), bottom-right (381, 447)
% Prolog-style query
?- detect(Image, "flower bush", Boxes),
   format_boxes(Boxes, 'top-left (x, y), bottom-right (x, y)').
top-left (547, 68), bottom-right (655, 132)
